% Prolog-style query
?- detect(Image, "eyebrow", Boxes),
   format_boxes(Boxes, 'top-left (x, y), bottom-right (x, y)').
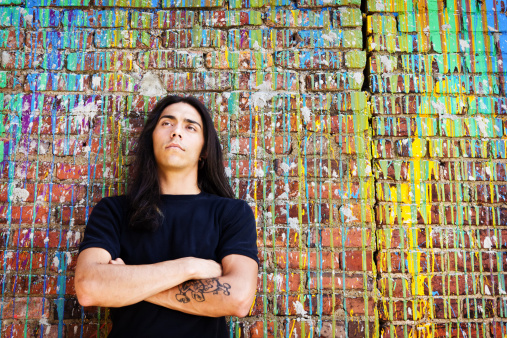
top-left (158, 115), bottom-right (202, 129)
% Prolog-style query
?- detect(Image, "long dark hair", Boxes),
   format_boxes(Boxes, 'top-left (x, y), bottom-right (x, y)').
top-left (127, 95), bottom-right (234, 232)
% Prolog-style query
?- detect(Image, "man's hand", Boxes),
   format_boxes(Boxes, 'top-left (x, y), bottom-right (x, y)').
top-left (145, 255), bottom-right (258, 318)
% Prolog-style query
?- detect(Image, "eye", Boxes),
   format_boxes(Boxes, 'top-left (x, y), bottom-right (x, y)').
top-left (162, 121), bottom-right (170, 126)
top-left (188, 125), bottom-right (196, 131)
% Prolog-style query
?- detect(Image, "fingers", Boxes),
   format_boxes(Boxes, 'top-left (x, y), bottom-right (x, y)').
top-left (108, 257), bottom-right (126, 265)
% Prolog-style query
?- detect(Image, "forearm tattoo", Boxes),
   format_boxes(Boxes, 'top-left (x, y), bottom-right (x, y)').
top-left (176, 278), bottom-right (231, 303)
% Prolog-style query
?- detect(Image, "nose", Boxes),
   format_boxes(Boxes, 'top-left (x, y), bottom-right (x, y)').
top-left (171, 123), bottom-right (183, 138)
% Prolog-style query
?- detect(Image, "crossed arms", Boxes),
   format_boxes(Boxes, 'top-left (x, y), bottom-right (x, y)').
top-left (74, 248), bottom-right (258, 318)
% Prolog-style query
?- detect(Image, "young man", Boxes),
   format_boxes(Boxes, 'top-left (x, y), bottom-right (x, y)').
top-left (75, 95), bottom-right (259, 337)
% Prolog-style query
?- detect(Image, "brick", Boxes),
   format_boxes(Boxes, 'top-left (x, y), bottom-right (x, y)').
top-left (377, 251), bottom-right (444, 273)
top-left (2, 297), bottom-right (49, 319)
top-left (160, 28), bottom-right (226, 48)
top-left (298, 0), bottom-right (360, 6)
top-left (367, 0), bottom-right (414, 13)
top-left (275, 50), bottom-right (342, 70)
top-left (25, 31), bottom-right (93, 50)
top-left (7, 229), bottom-right (79, 248)
top-left (367, 33), bottom-right (430, 53)
top-left (139, 51), bottom-right (203, 69)
top-left (301, 92), bottom-right (368, 112)
top-left (345, 50), bottom-right (366, 68)
top-left (378, 300), bottom-right (415, 320)
top-left (0, 30), bottom-right (25, 49)
top-left (273, 250), bottom-right (339, 269)
top-left (0, 161), bottom-right (52, 181)
top-left (248, 294), bottom-right (266, 316)
top-left (249, 321), bottom-right (276, 338)
top-left (90, 73), bottom-right (138, 92)
top-left (225, 160), bottom-right (268, 178)
top-left (433, 298), bottom-right (460, 318)
top-left (273, 157), bottom-right (349, 178)
top-left (0, 250), bottom-right (46, 271)
top-left (229, 0), bottom-right (269, 8)
top-left (9, 274), bottom-right (59, 295)
top-left (0, 52), bottom-right (64, 70)
top-left (25, 73), bottom-right (91, 92)
top-left (266, 9), bottom-right (332, 28)
top-left (97, 0), bottom-right (158, 7)
top-left (372, 139), bottom-right (395, 158)
top-left (374, 159), bottom-right (439, 181)
top-left (348, 322), bottom-right (375, 338)
top-left (94, 29), bottom-right (159, 49)
top-left (257, 272), bottom-right (301, 292)
top-left (306, 72), bottom-right (363, 91)
top-left (378, 277), bottom-right (410, 297)
top-left (267, 203), bottom-right (330, 224)
top-left (207, 51), bottom-right (272, 70)
top-left (307, 180), bottom-right (374, 200)
top-left (234, 179), bottom-right (299, 201)
top-left (339, 8), bottom-right (362, 27)
top-left (256, 227), bottom-right (300, 248)
top-left (341, 250), bottom-right (373, 271)
top-left (370, 74), bottom-right (434, 93)
top-left (345, 297), bottom-right (375, 316)
top-left (366, 14), bottom-right (397, 35)
top-left (161, 0), bottom-right (223, 7)
top-left (162, 72), bottom-right (233, 92)
top-left (56, 163), bottom-right (113, 180)
top-left (275, 294), bottom-right (335, 315)
top-left (423, 275), bottom-right (475, 296)
top-left (28, 0), bottom-right (91, 5)
top-left (237, 71), bottom-right (299, 91)
top-left (309, 273), bottom-right (372, 291)
top-left (199, 10), bottom-right (262, 27)
top-left (62, 9), bottom-right (129, 28)
top-left (0, 7), bottom-right (29, 28)
top-left (0, 71), bottom-right (24, 90)
top-left (311, 227), bottom-right (372, 248)
top-left (0, 205), bottom-right (49, 224)
top-left (67, 52), bottom-right (133, 71)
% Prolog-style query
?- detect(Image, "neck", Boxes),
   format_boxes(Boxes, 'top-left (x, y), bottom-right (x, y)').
top-left (157, 168), bottom-right (200, 195)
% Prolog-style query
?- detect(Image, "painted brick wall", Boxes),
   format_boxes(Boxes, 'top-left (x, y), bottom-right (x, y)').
top-left (367, 0), bottom-right (507, 336)
top-left (0, 0), bottom-right (505, 336)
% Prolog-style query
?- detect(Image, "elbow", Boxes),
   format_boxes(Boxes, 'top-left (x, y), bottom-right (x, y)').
top-left (75, 273), bottom-right (98, 307)
top-left (231, 291), bottom-right (256, 318)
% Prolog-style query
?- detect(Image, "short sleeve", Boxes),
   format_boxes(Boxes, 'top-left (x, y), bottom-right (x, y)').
top-left (78, 197), bottom-right (123, 259)
top-left (216, 199), bottom-right (259, 265)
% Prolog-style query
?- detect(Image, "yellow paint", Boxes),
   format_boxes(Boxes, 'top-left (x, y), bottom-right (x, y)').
top-left (411, 138), bottom-right (425, 157)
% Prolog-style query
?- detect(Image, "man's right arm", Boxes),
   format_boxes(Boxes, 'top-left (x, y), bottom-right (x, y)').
top-left (75, 248), bottom-right (222, 308)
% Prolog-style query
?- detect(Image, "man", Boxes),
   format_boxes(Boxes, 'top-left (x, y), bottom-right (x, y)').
top-left (75, 95), bottom-right (259, 337)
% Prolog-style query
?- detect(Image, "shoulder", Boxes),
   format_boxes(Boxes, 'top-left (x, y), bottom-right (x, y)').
top-left (202, 193), bottom-right (250, 212)
top-left (93, 195), bottom-right (128, 210)
top-left (89, 195), bottom-right (129, 220)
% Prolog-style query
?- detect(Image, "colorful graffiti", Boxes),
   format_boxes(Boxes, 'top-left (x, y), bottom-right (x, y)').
top-left (0, 0), bottom-right (505, 336)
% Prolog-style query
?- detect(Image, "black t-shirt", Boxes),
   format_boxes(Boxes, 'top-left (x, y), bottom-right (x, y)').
top-left (78, 191), bottom-right (259, 338)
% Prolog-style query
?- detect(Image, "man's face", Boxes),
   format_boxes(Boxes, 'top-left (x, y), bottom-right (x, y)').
top-left (152, 102), bottom-right (205, 172)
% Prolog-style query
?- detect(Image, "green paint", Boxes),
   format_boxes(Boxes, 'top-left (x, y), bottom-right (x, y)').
top-left (345, 50), bottom-right (366, 68)
top-left (340, 8), bottom-right (362, 27)
top-left (343, 30), bottom-right (362, 48)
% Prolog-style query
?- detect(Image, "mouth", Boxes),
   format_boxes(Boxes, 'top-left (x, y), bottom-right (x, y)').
top-left (166, 144), bottom-right (184, 151)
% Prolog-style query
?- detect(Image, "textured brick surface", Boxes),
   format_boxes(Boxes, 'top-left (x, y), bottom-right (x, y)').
top-left (368, 0), bottom-right (507, 336)
top-left (1, 0), bottom-right (505, 336)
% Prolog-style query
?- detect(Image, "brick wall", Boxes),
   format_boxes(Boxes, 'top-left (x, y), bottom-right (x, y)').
top-left (368, 0), bottom-right (507, 336)
top-left (0, 0), bottom-right (505, 336)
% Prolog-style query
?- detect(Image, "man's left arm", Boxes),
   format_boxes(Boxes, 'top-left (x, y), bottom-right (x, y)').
top-left (144, 254), bottom-right (258, 318)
